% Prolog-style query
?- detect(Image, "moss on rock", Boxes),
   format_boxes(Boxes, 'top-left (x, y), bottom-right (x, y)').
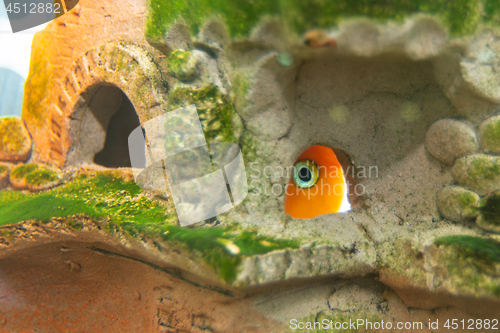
top-left (25, 169), bottom-right (59, 187)
top-left (10, 163), bottom-right (38, 180)
top-left (232, 70), bottom-right (252, 113)
top-left (435, 235), bottom-right (500, 264)
top-left (240, 130), bottom-right (260, 163)
top-left (167, 85), bottom-right (240, 143)
top-left (0, 171), bottom-right (299, 283)
top-left (145, 0), bottom-right (280, 43)
top-left (479, 115), bottom-right (500, 154)
top-left (166, 49), bottom-right (199, 81)
top-left (452, 154), bottom-right (500, 195)
top-left (434, 235), bottom-right (500, 297)
top-left (10, 163), bottom-right (61, 192)
top-left (145, 0), bottom-right (500, 45)
top-left (0, 117), bottom-right (32, 163)
top-left (436, 186), bottom-right (480, 222)
top-left (477, 192), bottom-right (500, 232)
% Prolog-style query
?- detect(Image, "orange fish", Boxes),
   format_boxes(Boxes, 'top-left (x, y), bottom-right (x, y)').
top-left (284, 145), bottom-right (350, 219)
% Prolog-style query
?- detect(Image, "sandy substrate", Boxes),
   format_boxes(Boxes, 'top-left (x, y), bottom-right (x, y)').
top-left (0, 240), bottom-right (284, 333)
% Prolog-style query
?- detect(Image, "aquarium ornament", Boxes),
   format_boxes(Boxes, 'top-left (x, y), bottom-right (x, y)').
top-left (128, 104), bottom-right (248, 227)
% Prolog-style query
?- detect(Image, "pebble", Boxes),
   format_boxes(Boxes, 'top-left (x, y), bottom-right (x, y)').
top-left (436, 185), bottom-right (480, 222)
top-left (425, 119), bottom-right (478, 165)
top-left (479, 115), bottom-right (500, 154)
top-left (452, 153), bottom-right (500, 196)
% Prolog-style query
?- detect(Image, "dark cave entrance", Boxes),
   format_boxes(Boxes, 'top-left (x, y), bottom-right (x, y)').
top-left (68, 84), bottom-right (146, 168)
top-left (93, 87), bottom-right (142, 168)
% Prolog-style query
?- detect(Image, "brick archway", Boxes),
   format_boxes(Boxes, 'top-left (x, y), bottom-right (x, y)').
top-left (30, 41), bottom-right (167, 166)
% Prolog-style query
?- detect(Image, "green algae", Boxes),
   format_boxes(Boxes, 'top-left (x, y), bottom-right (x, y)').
top-left (457, 192), bottom-right (477, 208)
top-left (0, 172), bottom-right (298, 283)
top-left (145, 0), bottom-right (499, 44)
top-left (240, 130), bottom-right (259, 163)
top-left (10, 164), bottom-right (60, 188)
top-left (434, 235), bottom-right (500, 297)
top-left (286, 0), bottom-right (484, 36)
top-left (0, 172), bottom-right (170, 226)
top-left (437, 187), bottom-right (480, 221)
top-left (484, 0), bottom-right (500, 23)
top-left (435, 235), bottom-right (500, 264)
top-left (0, 193), bottom-right (102, 224)
top-left (470, 157), bottom-right (500, 182)
top-left (454, 155), bottom-right (500, 193)
top-left (232, 71), bottom-right (251, 112)
top-left (166, 49), bottom-right (198, 80)
top-left (145, 0), bottom-right (280, 43)
top-left (10, 163), bottom-right (38, 180)
top-left (455, 191), bottom-right (480, 219)
top-left (168, 85), bottom-right (238, 143)
top-left (25, 169), bottom-right (59, 186)
top-left (479, 193), bottom-right (500, 226)
top-left (481, 118), bottom-right (500, 153)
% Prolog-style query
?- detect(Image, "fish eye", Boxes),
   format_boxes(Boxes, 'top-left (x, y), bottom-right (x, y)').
top-left (293, 160), bottom-right (319, 188)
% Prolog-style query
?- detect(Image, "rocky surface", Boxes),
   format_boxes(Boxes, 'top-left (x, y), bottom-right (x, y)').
top-left (461, 29), bottom-right (500, 104)
top-left (19, 12), bottom-right (500, 293)
top-left (0, 117), bottom-right (31, 163)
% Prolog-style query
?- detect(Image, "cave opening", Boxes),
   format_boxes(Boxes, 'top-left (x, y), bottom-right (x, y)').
top-left (68, 84), bottom-right (145, 168)
top-left (93, 88), bottom-right (142, 168)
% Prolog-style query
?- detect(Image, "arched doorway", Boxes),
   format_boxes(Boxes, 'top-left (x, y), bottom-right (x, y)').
top-left (24, 41), bottom-right (167, 167)
top-left (67, 84), bottom-right (145, 168)
top-left (93, 87), bottom-right (143, 168)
